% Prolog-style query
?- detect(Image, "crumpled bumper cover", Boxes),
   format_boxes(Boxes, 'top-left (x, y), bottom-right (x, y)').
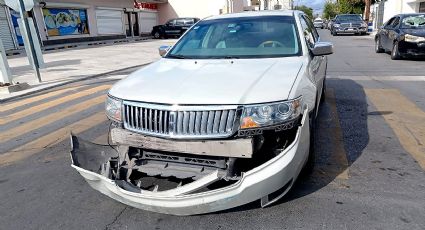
top-left (70, 112), bottom-right (309, 216)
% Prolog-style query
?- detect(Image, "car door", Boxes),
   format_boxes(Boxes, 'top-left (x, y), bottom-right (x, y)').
top-left (380, 17), bottom-right (395, 50)
top-left (174, 19), bottom-right (186, 35)
top-left (300, 15), bottom-right (326, 108)
top-left (387, 17), bottom-right (401, 47)
top-left (163, 19), bottom-right (177, 36)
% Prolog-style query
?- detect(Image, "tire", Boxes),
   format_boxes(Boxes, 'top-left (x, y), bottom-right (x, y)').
top-left (375, 37), bottom-right (384, 53)
top-left (153, 31), bottom-right (161, 39)
top-left (391, 41), bottom-right (402, 60)
top-left (320, 77), bottom-right (326, 104)
top-left (300, 114), bottom-right (316, 177)
top-left (332, 30), bottom-right (337, 36)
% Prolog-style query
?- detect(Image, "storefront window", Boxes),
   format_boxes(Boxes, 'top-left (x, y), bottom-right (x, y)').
top-left (42, 8), bottom-right (89, 36)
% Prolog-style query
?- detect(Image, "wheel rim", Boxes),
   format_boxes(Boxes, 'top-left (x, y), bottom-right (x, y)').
top-left (154, 32), bottom-right (160, 38)
top-left (392, 43), bottom-right (398, 57)
top-left (376, 39), bottom-right (380, 51)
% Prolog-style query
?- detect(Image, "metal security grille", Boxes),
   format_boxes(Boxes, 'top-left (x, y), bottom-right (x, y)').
top-left (123, 101), bottom-right (239, 139)
top-left (0, 6), bottom-right (16, 51)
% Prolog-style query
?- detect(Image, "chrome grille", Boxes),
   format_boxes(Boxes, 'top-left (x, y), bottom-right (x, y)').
top-left (123, 101), bottom-right (239, 138)
top-left (340, 23), bottom-right (362, 28)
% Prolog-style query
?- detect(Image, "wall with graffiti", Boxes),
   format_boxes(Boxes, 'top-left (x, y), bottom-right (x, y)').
top-left (42, 8), bottom-right (89, 36)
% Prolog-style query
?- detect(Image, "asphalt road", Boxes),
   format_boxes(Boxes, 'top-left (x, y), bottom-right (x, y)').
top-left (1, 31), bottom-right (425, 230)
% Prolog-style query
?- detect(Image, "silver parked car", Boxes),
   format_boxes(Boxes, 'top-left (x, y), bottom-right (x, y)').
top-left (70, 10), bottom-right (333, 216)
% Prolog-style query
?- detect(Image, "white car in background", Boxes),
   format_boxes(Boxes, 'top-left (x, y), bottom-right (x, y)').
top-left (71, 10), bottom-right (333, 215)
top-left (314, 18), bottom-right (324, 29)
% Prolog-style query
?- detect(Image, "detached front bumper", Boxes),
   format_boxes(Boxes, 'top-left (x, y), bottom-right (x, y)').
top-left (70, 112), bottom-right (309, 216)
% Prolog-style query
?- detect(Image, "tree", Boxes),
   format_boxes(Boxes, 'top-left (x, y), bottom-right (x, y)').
top-left (364, 0), bottom-right (371, 21)
top-left (294, 5), bottom-right (314, 19)
top-left (338, 0), bottom-right (364, 15)
top-left (323, 1), bottom-right (338, 19)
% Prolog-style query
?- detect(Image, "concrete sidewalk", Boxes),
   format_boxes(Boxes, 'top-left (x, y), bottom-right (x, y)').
top-left (0, 38), bottom-right (176, 102)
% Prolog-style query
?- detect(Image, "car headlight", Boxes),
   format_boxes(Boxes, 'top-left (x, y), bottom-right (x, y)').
top-left (106, 95), bottom-right (122, 122)
top-left (334, 24), bottom-right (340, 28)
top-left (240, 97), bottom-right (302, 129)
top-left (361, 22), bottom-right (368, 27)
top-left (404, 34), bottom-right (425, 43)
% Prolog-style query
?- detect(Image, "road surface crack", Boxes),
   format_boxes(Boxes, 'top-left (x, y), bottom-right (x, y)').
top-left (105, 207), bottom-right (127, 230)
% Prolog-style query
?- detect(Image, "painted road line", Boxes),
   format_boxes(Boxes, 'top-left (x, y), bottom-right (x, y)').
top-left (0, 95), bottom-right (106, 143)
top-left (0, 85), bottom-right (111, 125)
top-left (0, 112), bottom-right (107, 166)
top-left (366, 89), bottom-right (425, 170)
top-left (0, 85), bottom-right (84, 112)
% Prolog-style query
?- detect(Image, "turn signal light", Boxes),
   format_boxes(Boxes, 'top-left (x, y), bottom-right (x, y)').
top-left (240, 117), bottom-right (259, 129)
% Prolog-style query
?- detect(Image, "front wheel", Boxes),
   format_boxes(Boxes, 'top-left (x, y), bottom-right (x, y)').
top-left (153, 31), bottom-right (161, 39)
top-left (391, 41), bottom-right (402, 60)
top-left (332, 30), bottom-right (337, 36)
top-left (375, 38), bottom-right (384, 53)
top-left (300, 111), bottom-right (317, 177)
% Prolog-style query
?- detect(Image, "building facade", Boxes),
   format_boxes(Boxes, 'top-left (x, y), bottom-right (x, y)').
top-left (371, 0), bottom-right (425, 29)
top-left (1, 0), bottom-right (293, 50)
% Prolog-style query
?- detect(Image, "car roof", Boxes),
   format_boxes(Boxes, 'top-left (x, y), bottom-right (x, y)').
top-left (204, 10), bottom-right (297, 21)
top-left (397, 13), bottom-right (425, 17)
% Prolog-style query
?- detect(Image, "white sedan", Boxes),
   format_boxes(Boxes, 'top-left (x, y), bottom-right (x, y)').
top-left (70, 10), bottom-right (333, 215)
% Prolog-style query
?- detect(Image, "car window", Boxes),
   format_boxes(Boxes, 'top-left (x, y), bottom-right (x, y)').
top-left (167, 20), bottom-right (176, 26)
top-left (300, 15), bottom-right (318, 48)
top-left (184, 19), bottom-right (195, 25)
top-left (384, 17), bottom-right (395, 27)
top-left (401, 15), bottom-right (425, 28)
top-left (390, 17), bottom-right (400, 28)
top-left (175, 19), bottom-right (185, 26)
top-left (167, 16), bottom-right (301, 59)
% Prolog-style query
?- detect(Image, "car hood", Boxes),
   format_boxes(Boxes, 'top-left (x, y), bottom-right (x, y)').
top-left (109, 57), bottom-right (304, 105)
top-left (402, 29), bottom-right (425, 37)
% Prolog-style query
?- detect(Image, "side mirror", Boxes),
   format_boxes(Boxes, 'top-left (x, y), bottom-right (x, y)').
top-left (311, 42), bottom-right (333, 56)
top-left (158, 45), bottom-right (171, 57)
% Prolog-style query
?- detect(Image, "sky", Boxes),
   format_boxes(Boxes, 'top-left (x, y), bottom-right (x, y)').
top-left (294, 0), bottom-right (326, 15)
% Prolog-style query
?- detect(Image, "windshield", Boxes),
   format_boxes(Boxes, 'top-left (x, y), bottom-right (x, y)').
top-left (401, 15), bottom-right (425, 29)
top-left (167, 16), bottom-right (301, 59)
top-left (336, 15), bottom-right (363, 22)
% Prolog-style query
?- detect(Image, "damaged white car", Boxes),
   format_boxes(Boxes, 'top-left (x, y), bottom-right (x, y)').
top-left (70, 10), bottom-right (333, 215)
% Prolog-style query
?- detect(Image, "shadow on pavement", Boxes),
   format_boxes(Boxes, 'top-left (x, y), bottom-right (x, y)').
top-left (284, 79), bottom-right (369, 201)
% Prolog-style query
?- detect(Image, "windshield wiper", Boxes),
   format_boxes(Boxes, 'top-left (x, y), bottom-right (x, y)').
top-left (167, 54), bottom-right (189, 59)
top-left (222, 56), bottom-right (240, 59)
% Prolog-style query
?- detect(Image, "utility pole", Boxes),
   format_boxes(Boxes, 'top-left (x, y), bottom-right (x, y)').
top-left (0, 38), bottom-right (13, 84)
top-left (17, 0), bottom-right (42, 83)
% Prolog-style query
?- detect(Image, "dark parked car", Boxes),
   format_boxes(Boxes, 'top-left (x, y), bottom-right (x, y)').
top-left (375, 14), bottom-right (425, 60)
top-left (151, 18), bottom-right (200, 39)
top-left (331, 14), bottom-right (368, 36)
